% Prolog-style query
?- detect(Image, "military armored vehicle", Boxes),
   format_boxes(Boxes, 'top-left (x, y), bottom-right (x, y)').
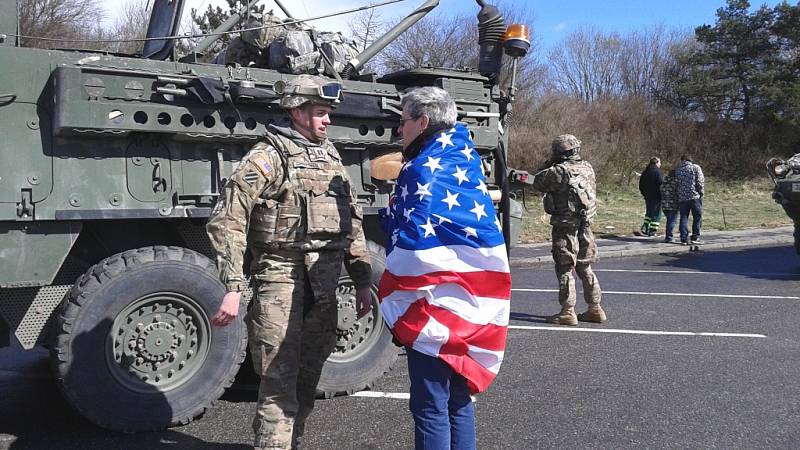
top-left (0, 0), bottom-right (527, 431)
top-left (767, 154), bottom-right (800, 254)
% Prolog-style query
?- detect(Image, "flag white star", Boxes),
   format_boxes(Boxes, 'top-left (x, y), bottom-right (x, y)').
top-left (470, 200), bottom-right (487, 220)
top-left (432, 213), bottom-right (452, 225)
top-left (391, 231), bottom-right (399, 246)
top-left (401, 162), bottom-right (410, 172)
top-left (476, 179), bottom-right (489, 196)
top-left (419, 217), bottom-right (437, 238)
top-left (441, 190), bottom-right (461, 210)
top-left (415, 182), bottom-right (432, 199)
top-left (399, 184), bottom-right (409, 200)
top-left (495, 217), bottom-right (503, 232)
top-left (435, 132), bottom-right (454, 149)
top-left (460, 144), bottom-right (475, 161)
top-left (403, 207), bottom-right (415, 222)
top-left (462, 226), bottom-right (478, 238)
top-left (422, 156), bottom-right (443, 173)
top-left (452, 166), bottom-right (470, 185)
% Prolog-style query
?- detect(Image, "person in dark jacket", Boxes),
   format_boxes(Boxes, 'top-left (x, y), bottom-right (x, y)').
top-left (637, 157), bottom-right (663, 236)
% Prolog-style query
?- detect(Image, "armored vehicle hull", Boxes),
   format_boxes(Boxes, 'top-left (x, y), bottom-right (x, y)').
top-left (768, 155), bottom-right (800, 254)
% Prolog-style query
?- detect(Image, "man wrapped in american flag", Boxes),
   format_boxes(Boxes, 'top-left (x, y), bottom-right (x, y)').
top-left (378, 86), bottom-right (511, 450)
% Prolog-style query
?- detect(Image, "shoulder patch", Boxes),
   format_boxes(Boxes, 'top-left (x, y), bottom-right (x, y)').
top-left (242, 171), bottom-right (260, 186)
top-left (250, 155), bottom-right (273, 178)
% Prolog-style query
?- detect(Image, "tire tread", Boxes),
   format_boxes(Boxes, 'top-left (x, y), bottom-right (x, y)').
top-left (51, 246), bottom-right (247, 432)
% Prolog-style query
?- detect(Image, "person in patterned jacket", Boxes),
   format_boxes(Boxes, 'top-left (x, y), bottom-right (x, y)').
top-left (660, 169), bottom-right (679, 243)
top-left (675, 155), bottom-right (705, 244)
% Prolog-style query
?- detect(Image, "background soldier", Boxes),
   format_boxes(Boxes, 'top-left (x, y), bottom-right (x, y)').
top-left (206, 74), bottom-right (372, 449)
top-left (531, 134), bottom-right (606, 326)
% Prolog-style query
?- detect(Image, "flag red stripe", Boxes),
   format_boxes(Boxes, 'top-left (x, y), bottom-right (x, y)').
top-left (379, 270), bottom-right (511, 300)
top-left (428, 303), bottom-right (508, 351)
top-left (438, 353), bottom-right (497, 394)
top-left (391, 298), bottom-right (430, 347)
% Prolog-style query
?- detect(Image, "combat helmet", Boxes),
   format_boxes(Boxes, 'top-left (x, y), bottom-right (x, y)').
top-left (551, 134), bottom-right (581, 158)
top-left (273, 74), bottom-right (342, 109)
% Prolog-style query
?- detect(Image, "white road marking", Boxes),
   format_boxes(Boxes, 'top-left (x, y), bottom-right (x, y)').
top-left (508, 325), bottom-right (766, 338)
top-left (352, 391), bottom-right (410, 399)
top-left (511, 288), bottom-right (800, 300)
top-left (594, 269), bottom-right (800, 277)
top-left (352, 391), bottom-right (477, 402)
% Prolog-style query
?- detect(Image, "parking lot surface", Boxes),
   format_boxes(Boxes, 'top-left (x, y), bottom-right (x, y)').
top-left (2, 244), bottom-right (800, 449)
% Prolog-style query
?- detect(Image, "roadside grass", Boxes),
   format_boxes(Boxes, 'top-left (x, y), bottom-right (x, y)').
top-left (517, 177), bottom-right (791, 243)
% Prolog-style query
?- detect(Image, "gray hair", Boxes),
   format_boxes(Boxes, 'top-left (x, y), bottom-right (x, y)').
top-left (400, 86), bottom-right (457, 130)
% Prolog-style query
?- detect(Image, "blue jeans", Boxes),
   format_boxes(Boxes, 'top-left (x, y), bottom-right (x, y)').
top-left (407, 348), bottom-right (476, 450)
top-left (664, 209), bottom-right (678, 241)
top-left (678, 198), bottom-right (703, 242)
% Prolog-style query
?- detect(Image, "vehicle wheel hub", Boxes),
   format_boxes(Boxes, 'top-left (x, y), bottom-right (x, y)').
top-left (332, 278), bottom-right (378, 360)
top-left (137, 322), bottom-right (178, 363)
top-left (108, 294), bottom-right (209, 392)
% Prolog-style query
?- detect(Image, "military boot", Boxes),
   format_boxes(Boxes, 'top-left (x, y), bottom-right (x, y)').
top-left (546, 307), bottom-right (578, 326)
top-left (577, 305), bottom-right (607, 323)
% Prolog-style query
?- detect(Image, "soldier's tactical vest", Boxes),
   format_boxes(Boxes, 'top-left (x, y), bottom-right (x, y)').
top-left (247, 132), bottom-right (353, 251)
top-left (543, 159), bottom-right (597, 225)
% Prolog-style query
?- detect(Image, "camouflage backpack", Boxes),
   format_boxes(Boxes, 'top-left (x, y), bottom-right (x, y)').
top-left (268, 27), bottom-right (321, 74)
top-left (267, 26), bottom-right (359, 75)
top-left (563, 161), bottom-right (597, 221)
top-left (316, 31), bottom-right (359, 74)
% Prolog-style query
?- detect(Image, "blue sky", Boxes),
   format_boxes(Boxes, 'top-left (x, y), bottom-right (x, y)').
top-left (530, 0), bottom-right (786, 51)
top-left (105, 0), bottom-right (789, 52)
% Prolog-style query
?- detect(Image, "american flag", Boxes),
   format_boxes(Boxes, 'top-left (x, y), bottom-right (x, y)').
top-left (378, 123), bottom-right (511, 394)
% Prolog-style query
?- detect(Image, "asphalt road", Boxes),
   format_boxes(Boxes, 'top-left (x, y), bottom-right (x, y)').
top-left (2, 244), bottom-right (800, 449)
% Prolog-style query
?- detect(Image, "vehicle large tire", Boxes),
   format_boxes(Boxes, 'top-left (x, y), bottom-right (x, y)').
top-left (317, 240), bottom-right (399, 397)
top-left (51, 246), bottom-right (247, 432)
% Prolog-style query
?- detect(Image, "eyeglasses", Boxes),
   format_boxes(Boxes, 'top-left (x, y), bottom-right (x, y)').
top-left (398, 116), bottom-right (418, 127)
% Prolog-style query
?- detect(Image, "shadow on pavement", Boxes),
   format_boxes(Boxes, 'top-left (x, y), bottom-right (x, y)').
top-left (0, 372), bottom-right (249, 450)
top-left (652, 244), bottom-right (800, 281)
top-left (509, 312), bottom-right (549, 324)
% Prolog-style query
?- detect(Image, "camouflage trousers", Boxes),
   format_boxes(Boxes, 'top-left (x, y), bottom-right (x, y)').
top-left (551, 224), bottom-right (602, 309)
top-left (245, 248), bottom-right (344, 449)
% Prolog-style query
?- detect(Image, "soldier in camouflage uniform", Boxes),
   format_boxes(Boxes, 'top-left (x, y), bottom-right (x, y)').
top-left (206, 74), bottom-right (373, 449)
top-left (531, 134), bottom-right (606, 326)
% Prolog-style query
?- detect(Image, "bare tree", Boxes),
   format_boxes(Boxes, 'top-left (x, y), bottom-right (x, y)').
top-left (348, 5), bottom-right (384, 53)
top-left (378, 13), bottom-right (475, 72)
top-left (106, 0), bottom-right (151, 54)
top-left (547, 27), bottom-right (624, 102)
top-left (18, 0), bottom-right (105, 49)
top-left (376, 4), bottom-right (542, 89)
top-left (618, 25), bottom-right (689, 99)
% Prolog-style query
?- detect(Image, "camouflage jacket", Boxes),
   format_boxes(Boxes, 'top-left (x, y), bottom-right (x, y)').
top-left (660, 174), bottom-right (678, 211)
top-left (531, 156), bottom-right (598, 227)
top-left (206, 124), bottom-right (371, 291)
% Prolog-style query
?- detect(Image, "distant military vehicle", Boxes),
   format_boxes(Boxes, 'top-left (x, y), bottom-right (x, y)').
top-left (0, 0), bottom-right (528, 431)
top-left (767, 154), bottom-right (800, 254)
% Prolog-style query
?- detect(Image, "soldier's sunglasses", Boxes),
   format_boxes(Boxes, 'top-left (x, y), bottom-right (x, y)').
top-left (287, 82), bottom-right (343, 101)
top-left (318, 83), bottom-right (343, 101)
